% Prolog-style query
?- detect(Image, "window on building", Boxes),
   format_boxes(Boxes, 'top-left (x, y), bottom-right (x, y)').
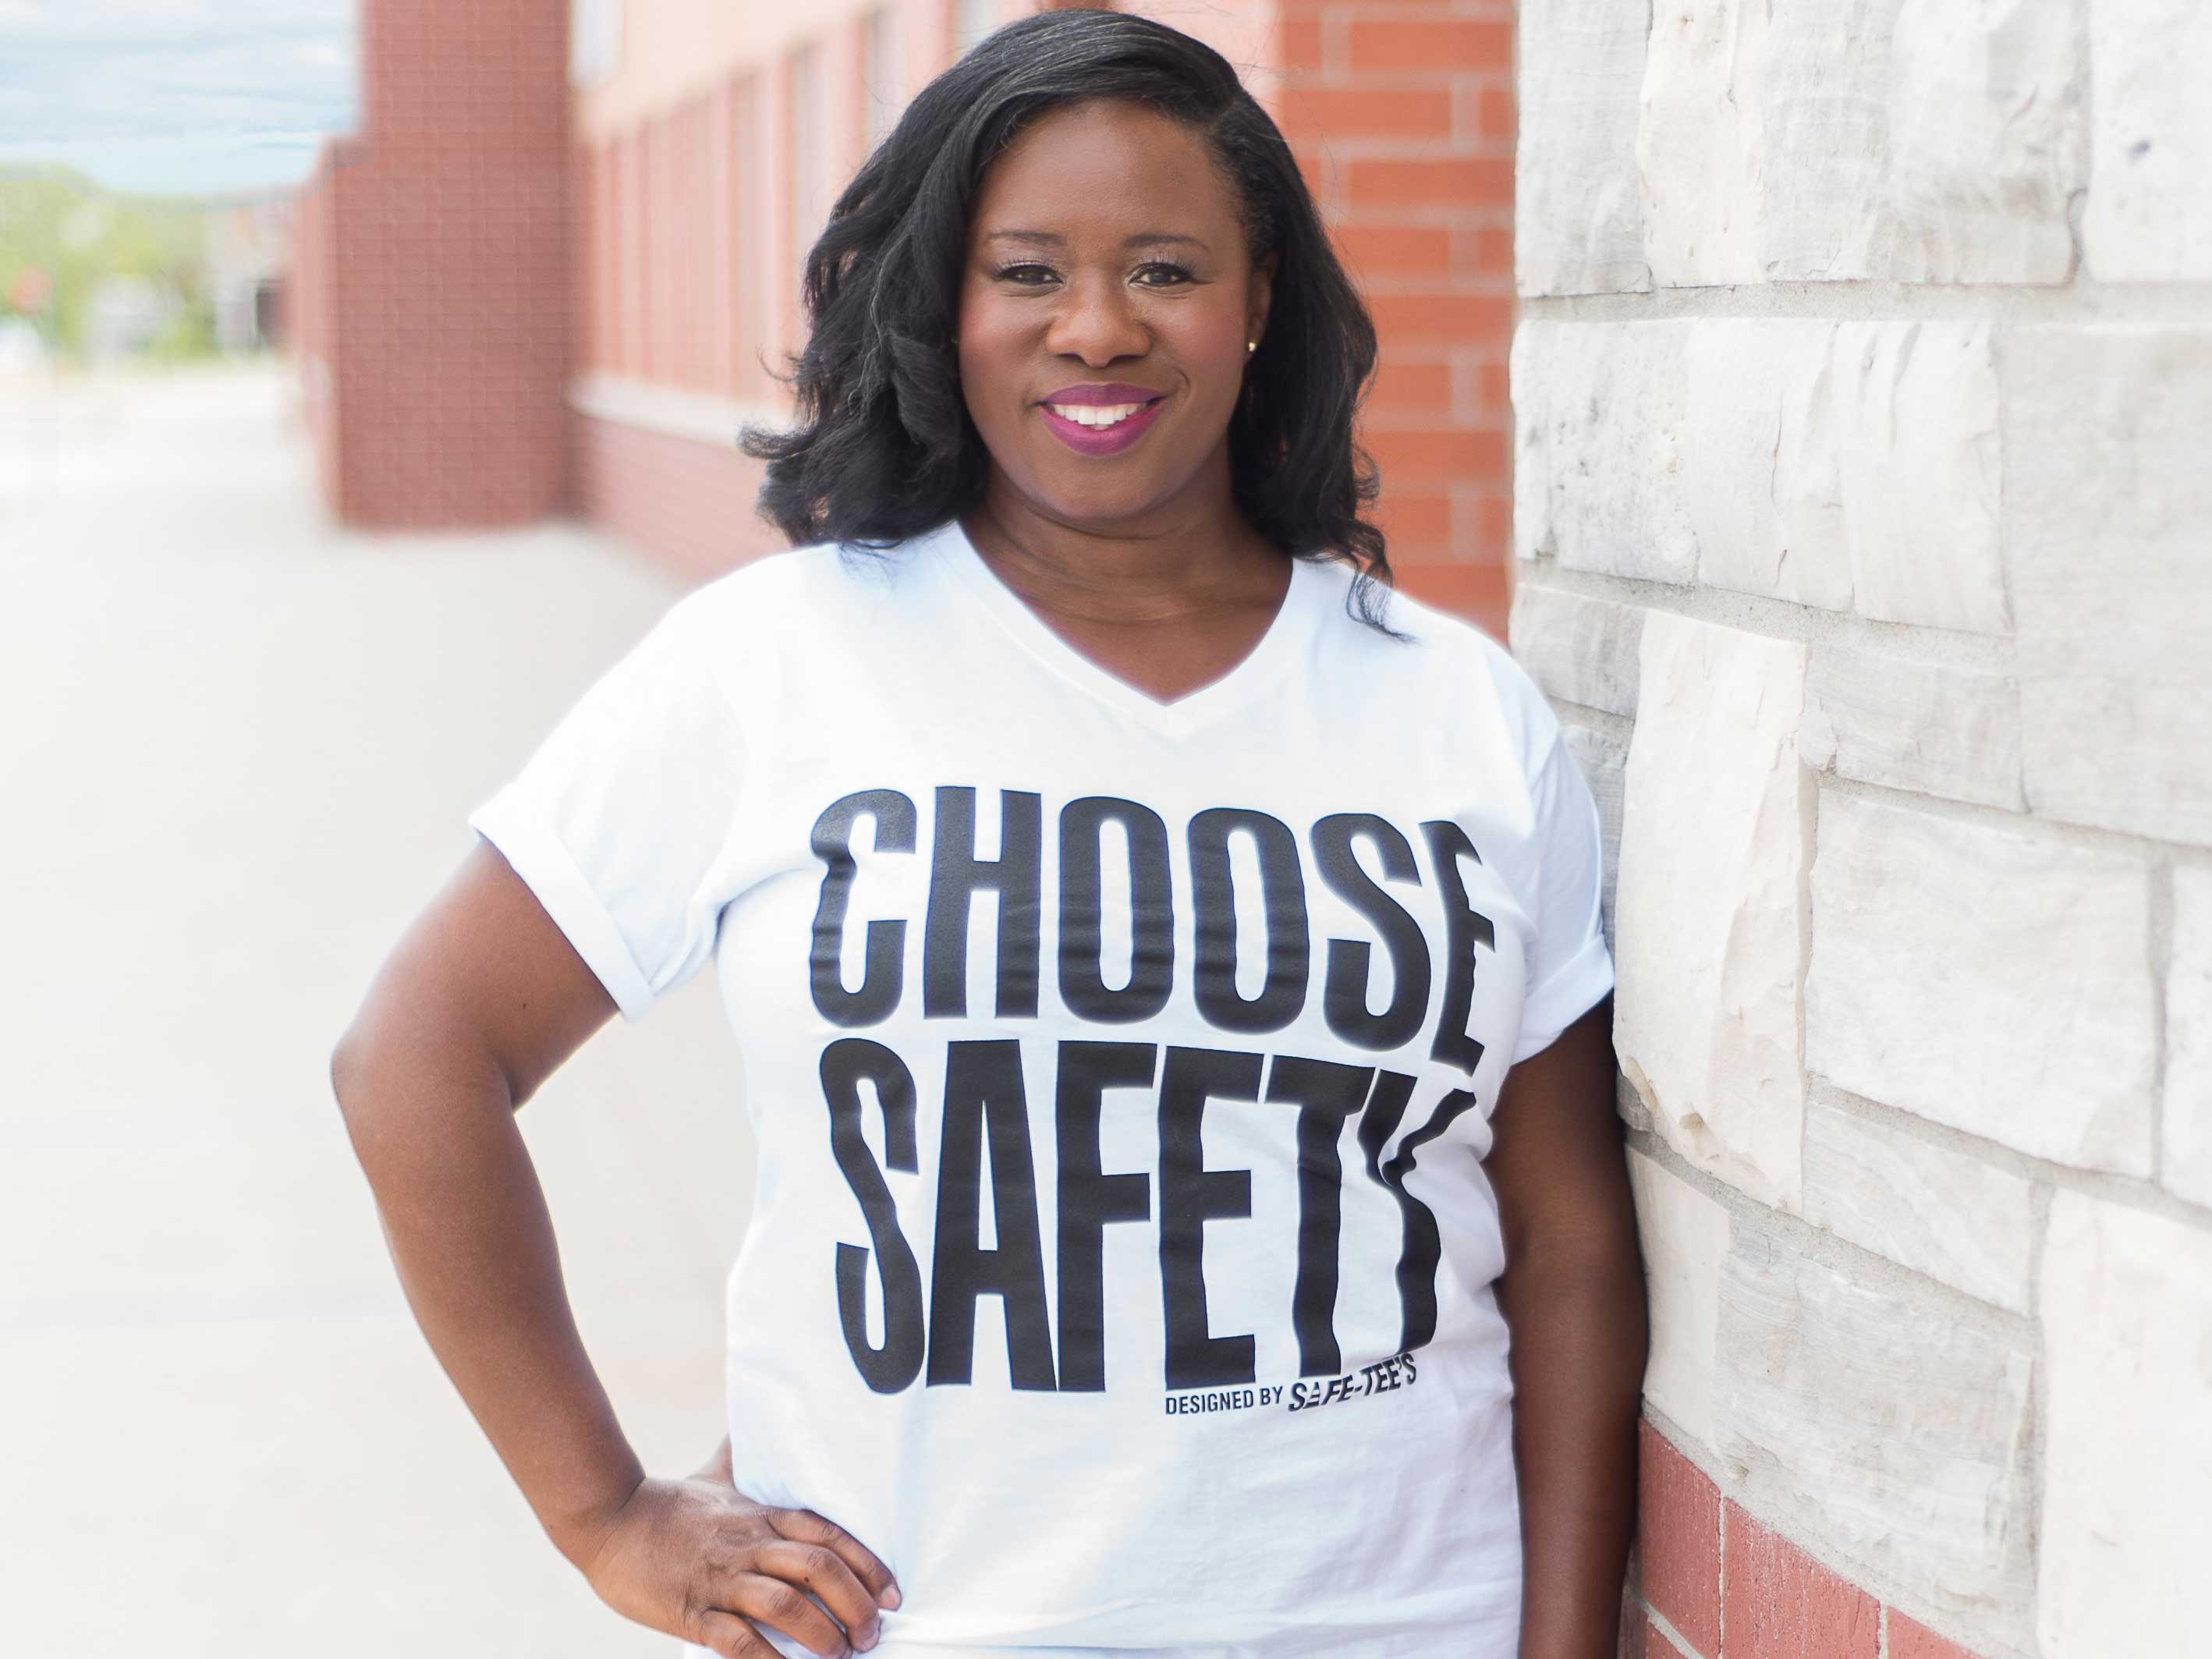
top-left (956, 0), bottom-right (998, 54)
top-left (732, 75), bottom-right (764, 396)
top-left (570, 0), bottom-right (622, 90)
top-left (789, 43), bottom-right (831, 269)
top-left (865, 8), bottom-right (904, 151)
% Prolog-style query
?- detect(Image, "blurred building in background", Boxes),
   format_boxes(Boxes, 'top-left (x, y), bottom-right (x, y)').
top-left (204, 199), bottom-right (294, 355)
top-left (289, 1), bottom-right (571, 529)
top-left (289, 0), bottom-right (1518, 628)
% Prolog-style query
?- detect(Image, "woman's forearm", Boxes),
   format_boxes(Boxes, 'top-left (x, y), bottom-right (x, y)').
top-left (331, 1027), bottom-right (643, 1569)
top-left (1497, 1231), bottom-right (1647, 1658)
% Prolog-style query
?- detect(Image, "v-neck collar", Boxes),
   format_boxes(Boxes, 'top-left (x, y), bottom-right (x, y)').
top-left (923, 516), bottom-right (1327, 739)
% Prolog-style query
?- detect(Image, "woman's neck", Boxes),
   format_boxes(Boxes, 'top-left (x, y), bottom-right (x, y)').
top-left (965, 471), bottom-right (1285, 630)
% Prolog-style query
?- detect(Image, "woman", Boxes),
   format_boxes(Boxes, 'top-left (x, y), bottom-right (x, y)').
top-left (331, 12), bottom-right (1646, 1658)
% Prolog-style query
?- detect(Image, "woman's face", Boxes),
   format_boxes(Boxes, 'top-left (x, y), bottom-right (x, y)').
top-left (956, 97), bottom-right (1273, 531)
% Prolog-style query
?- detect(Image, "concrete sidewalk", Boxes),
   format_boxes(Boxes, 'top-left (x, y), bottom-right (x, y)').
top-left (1, 363), bottom-right (753, 1655)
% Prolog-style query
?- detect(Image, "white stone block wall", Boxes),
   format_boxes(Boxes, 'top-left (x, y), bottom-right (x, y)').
top-left (1513, 4), bottom-right (2212, 1654)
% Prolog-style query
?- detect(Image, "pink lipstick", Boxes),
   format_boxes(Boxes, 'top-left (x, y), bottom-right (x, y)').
top-left (1037, 382), bottom-right (1168, 457)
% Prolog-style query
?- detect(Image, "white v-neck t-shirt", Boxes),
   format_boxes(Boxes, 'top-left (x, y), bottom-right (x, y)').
top-left (468, 519), bottom-right (1614, 1659)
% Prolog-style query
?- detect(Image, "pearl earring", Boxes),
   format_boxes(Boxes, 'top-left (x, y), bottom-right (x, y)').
top-left (1246, 340), bottom-right (1257, 354)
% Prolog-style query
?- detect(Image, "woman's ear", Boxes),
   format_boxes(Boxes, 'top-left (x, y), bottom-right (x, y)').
top-left (1246, 250), bottom-right (1278, 351)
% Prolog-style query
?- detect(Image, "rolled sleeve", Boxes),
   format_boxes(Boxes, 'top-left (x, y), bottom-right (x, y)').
top-left (1512, 729), bottom-right (1615, 1062)
top-left (464, 590), bottom-right (748, 1023)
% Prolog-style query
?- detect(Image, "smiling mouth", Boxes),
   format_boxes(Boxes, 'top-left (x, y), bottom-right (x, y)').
top-left (1037, 393), bottom-right (1169, 456)
top-left (1040, 399), bottom-right (1161, 428)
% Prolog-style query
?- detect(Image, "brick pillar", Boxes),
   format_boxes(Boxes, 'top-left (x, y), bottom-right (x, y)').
top-left (1277, 0), bottom-right (1515, 634)
top-left (314, 0), bottom-right (572, 527)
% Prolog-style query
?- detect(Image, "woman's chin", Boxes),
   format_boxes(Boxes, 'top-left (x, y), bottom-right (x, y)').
top-left (1005, 489), bottom-right (1149, 533)
top-left (1011, 461), bottom-right (1196, 531)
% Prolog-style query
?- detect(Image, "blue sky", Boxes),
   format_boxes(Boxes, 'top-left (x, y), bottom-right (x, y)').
top-left (0, 0), bottom-right (358, 199)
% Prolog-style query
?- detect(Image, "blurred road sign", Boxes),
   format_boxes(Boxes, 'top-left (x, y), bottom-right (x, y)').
top-left (7, 264), bottom-right (52, 316)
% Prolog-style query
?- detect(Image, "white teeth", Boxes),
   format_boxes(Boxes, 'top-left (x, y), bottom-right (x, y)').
top-left (1047, 401), bottom-right (1147, 427)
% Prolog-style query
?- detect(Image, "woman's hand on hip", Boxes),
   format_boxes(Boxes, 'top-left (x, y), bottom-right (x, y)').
top-left (577, 1443), bottom-right (901, 1659)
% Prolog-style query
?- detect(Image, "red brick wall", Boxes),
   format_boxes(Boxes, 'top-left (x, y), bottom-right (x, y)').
top-left (358, 0), bottom-right (567, 153)
top-left (292, 0), bottom-right (572, 528)
top-left (1277, 0), bottom-right (1515, 631)
top-left (572, 415), bottom-right (780, 584)
top-left (327, 150), bottom-right (570, 526)
top-left (1631, 1423), bottom-right (1988, 1659)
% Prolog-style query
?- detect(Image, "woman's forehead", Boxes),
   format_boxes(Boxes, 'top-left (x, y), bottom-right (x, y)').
top-left (970, 99), bottom-right (1243, 243)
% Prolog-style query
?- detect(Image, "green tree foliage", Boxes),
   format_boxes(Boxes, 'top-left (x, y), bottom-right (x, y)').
top-left (0, 168), bottom-right (219, 360)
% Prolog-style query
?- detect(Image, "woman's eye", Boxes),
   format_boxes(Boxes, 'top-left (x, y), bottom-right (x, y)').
top-left (992, 263), bottom-right (1058, 285)
top-left (1133, 263), bottom-right (1196, 287)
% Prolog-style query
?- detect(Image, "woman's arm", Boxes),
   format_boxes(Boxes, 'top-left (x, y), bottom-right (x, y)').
top-left (1484, 1000), bottom-right (1647, 1659)
top-left (331, 840), bottom-right (895, 1657)
top-left (331, 840), bottom-right (636, 1558)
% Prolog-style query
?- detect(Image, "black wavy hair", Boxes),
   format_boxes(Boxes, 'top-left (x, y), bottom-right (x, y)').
top-left (741, 7), bottom-right (1394, 626)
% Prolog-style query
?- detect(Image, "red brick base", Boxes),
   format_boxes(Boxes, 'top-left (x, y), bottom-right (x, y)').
top-left (1632, 1420), bottom-right (1989, 1659)
top-left (571, 414), bottom-right (782, 586)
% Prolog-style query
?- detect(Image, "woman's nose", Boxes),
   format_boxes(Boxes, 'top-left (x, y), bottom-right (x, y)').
top-left (1044, 275), bottom-right (1148, 365)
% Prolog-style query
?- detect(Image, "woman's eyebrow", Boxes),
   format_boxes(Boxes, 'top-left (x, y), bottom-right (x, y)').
top-left (982, 230), bottom-right (1210, 251)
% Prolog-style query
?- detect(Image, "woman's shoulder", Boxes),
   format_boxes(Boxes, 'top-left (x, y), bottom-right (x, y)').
top-left (1306, 555), bottom-right (1565, 762)
top-left (671, 529), bottom-right (952, 632)
top-left (1309, 556), bottom-right (1538, 685)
